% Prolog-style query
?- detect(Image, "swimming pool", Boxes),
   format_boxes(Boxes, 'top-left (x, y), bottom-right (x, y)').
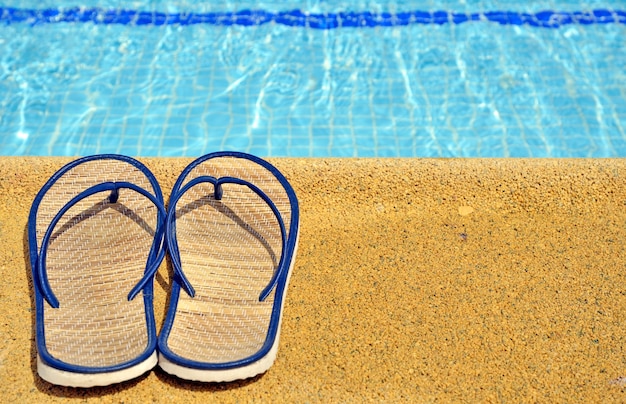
top-left (1, 1), bottom-right (625, 157)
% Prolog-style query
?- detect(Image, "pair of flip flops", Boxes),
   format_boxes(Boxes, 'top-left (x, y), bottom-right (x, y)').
top-left (28, 152), bottom-right (299, 387)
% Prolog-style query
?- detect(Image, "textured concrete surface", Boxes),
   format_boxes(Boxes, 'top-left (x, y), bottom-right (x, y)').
top-left (1, 157), bottom-right (626, 402)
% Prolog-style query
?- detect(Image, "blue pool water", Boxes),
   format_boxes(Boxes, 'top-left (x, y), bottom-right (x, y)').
top-left (1, 1), bottom-right (625, 157)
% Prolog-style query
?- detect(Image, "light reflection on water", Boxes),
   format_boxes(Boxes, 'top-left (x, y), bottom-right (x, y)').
top-left (0, 1), bottom-right (625, 157)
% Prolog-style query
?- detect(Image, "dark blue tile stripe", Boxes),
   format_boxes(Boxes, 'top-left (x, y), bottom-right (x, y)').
top-left (1, 7), bottom-right (625, 28)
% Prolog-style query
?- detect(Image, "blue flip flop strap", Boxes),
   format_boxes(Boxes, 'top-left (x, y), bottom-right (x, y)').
top-left (37, 181), bottom-right (167, 308)
top-left (166, 175), bottom-right (288, 302)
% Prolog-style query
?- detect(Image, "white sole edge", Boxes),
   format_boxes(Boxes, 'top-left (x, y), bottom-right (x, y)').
top-left (158, 336), bottom-right (280, 383)
top-left (37, 351), bottom-right (157, 388)
top-left (159, 233), bottom-right (299, 383)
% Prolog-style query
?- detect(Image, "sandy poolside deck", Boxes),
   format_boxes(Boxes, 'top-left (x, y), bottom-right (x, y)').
top-left (1, 157), bottom-right (626, 402)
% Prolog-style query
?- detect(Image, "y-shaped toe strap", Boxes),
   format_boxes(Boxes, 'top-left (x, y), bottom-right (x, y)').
top-left (165, 176), bottom-right (287, 302)
top-left (36, 181), bottom-right (167, 308)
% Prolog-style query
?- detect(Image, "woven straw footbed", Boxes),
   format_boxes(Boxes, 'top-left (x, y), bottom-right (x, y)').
top-left (36, 159), bottom-right (158, 368)
top-left (165, 156), bottom-right (292, 364)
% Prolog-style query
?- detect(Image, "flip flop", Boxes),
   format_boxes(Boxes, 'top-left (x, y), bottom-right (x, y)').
top-left (158, 152), bottom-right (299, 382)
top-left (28, 155), bottom-right (166, 387)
